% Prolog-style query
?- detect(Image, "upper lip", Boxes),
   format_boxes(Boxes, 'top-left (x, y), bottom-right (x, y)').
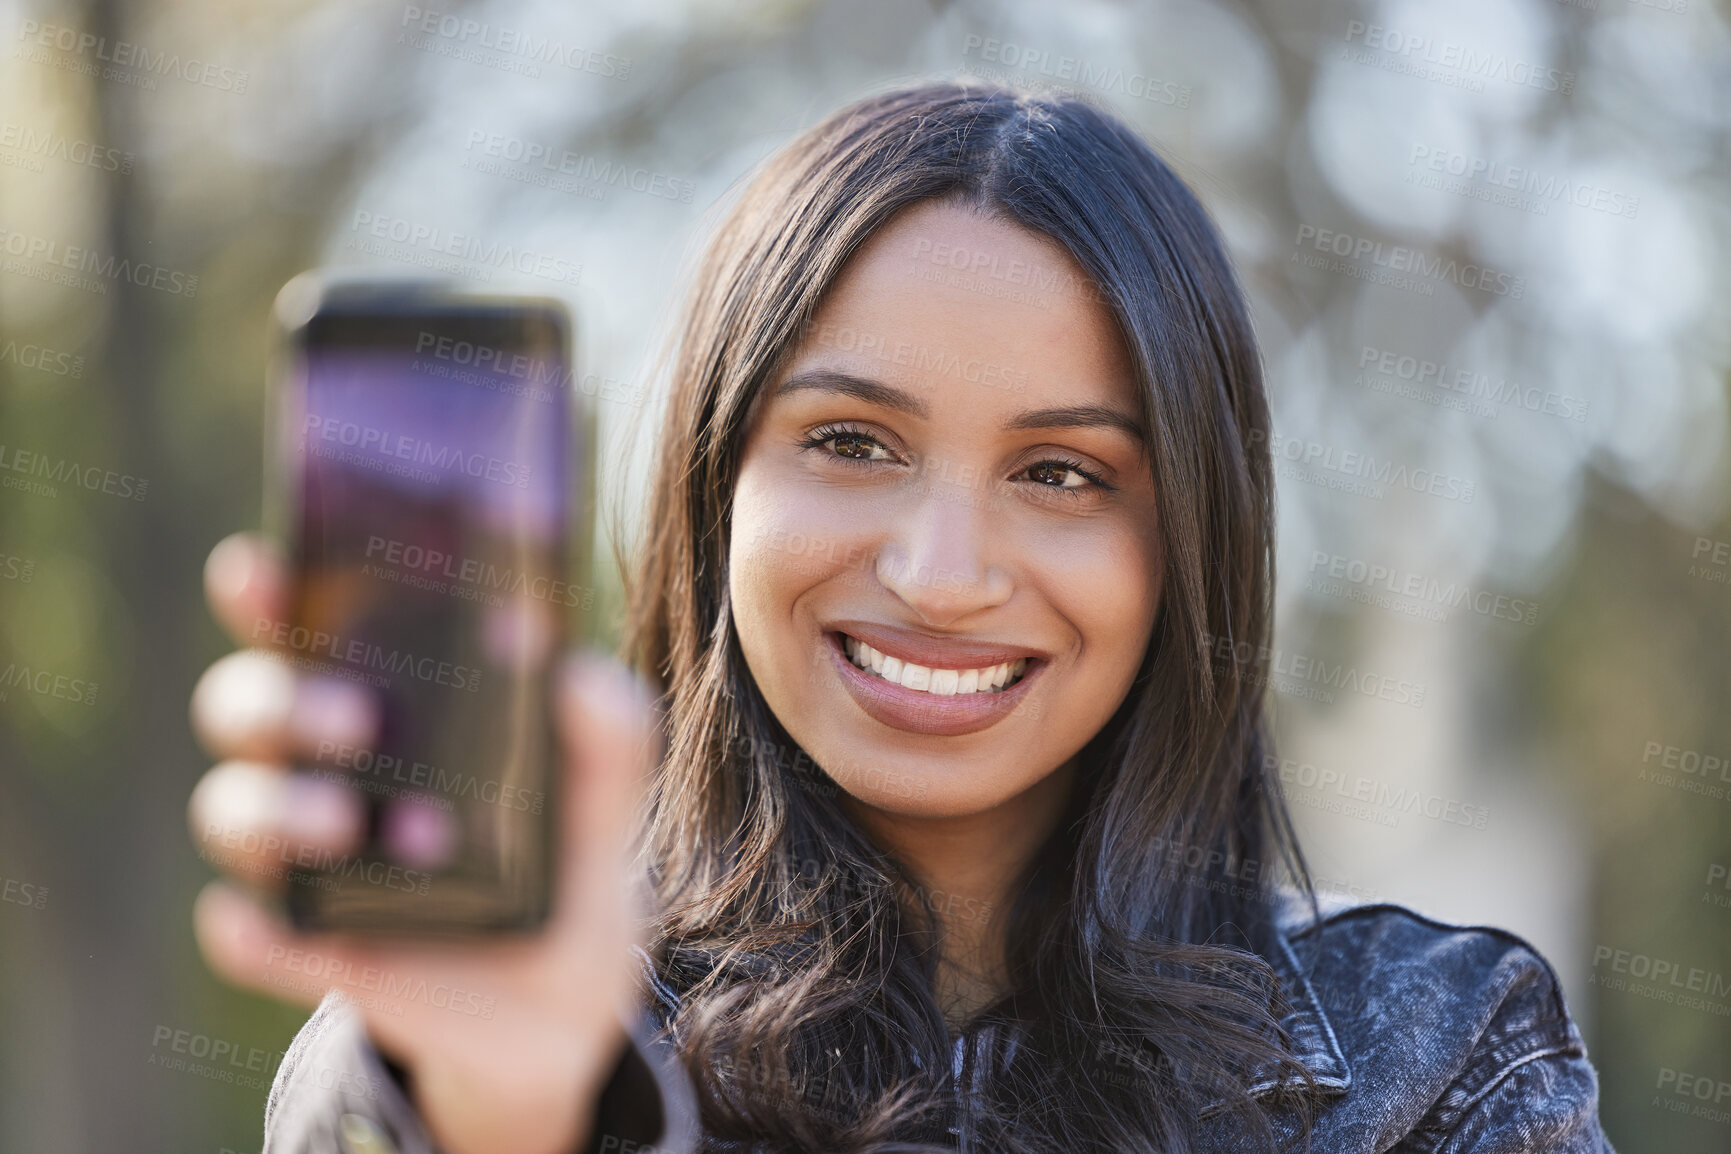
top-left (827, 620), bottom-right (1046, 671)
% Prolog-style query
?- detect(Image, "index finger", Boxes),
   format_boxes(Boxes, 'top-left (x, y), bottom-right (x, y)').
top-left (204, 531), bottom-right (286, 649)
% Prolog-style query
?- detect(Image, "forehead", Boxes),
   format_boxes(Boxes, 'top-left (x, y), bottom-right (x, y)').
top-left (785, 200), bottom-right (1139, 417)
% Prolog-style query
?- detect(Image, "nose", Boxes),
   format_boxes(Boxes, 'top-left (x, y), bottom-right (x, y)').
top-left (874, 474), bottom-right (1013, 626)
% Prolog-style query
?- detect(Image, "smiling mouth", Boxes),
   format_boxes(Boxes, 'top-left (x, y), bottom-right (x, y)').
top-left (839, 632), bottom-right (1029, 695)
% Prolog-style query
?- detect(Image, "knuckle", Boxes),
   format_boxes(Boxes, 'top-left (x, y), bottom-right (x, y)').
top-left (192, 760), bottom-right (283, 845)
top-left (192, 650), bottom-right (295, 751)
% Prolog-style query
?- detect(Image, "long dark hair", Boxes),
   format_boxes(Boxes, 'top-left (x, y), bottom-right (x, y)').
top-left (612, 78), bottom-right (1319, 1153)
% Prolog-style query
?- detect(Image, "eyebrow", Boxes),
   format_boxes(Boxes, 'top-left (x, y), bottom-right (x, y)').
top-left (772, 369), bottom-right (1147, 447)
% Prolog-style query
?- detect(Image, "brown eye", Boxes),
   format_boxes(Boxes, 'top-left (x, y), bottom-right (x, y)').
top-left (1027, 463), bottom-right (1076, 487)
top-left (832, 434), bottom-right (875, 460)
top-left (797, 424), bottom-right (895, 464)
top-left (1024, 458), bottom-right (1107, 493)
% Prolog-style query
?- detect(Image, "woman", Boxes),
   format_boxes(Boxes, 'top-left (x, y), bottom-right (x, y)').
top-left (187, 81), bottom-right (1616, 1153)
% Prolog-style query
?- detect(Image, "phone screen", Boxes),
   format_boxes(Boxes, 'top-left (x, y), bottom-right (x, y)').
top-left (271, 292), bottom-right (572, 932)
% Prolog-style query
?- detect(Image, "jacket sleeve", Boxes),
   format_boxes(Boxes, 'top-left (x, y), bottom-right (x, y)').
top-left (260, 989), bottom-right (702, 1154)
top-left (1432, 1051), bottom-right (1617, 1154)
top-left (1405, 941), bottom-right (1617, 1154)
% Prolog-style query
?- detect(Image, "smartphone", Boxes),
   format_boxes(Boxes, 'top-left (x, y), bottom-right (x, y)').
top-left (264, 271), bottom-right (588, 934)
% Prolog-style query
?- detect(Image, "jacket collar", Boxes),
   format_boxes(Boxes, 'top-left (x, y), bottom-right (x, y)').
top-left (1200, 895), bottom-right (1353, 1113)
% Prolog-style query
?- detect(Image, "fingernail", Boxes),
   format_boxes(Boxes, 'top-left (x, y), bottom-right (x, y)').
top-left (205, 761), bottom-right (284, 834)
top-left (205, 534), bottom-right (254, 605)
top-left (381, 796), bottom-right (457, 871)
top-left (283, 774), bottom-right (363, 849)
top-left (205, 654), bottom-right (295, 748)
top-left (289, 677), bottom-right (378, 750)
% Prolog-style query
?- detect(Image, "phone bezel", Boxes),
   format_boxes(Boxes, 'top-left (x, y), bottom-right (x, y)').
top-left (263, 270), bottom-right (590, 936)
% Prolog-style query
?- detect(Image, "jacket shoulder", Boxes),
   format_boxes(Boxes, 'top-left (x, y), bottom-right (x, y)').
top-left (1276, 902), bottom-right (1611, 1151)
top-left (262, 990), bottom-right (442, 1153)
top-left (1282, 900), bottom-right (1583, 1054)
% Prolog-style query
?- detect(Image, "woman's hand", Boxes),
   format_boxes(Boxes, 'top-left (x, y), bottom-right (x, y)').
top-left (187, 531), bottom-right (661, 1154)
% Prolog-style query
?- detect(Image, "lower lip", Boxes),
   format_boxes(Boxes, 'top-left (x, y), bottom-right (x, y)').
top-left (824, 630), bottom-right (1041, 737)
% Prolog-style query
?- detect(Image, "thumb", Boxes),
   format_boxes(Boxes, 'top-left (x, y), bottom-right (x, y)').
top-left (550, 649), bottom-right (662, 928)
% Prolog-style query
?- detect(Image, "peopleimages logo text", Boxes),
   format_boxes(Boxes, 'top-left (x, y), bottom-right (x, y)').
top-left (1307, 550), bottom-right (1538, 626)
top-left (347, 211), bottom-right (583, 287)
top-left (303, 413), bottom-right (532, 489)
top-left (399, 6), bottom-right (629, 78)
top-left (1199, 630), bottom-right (1427, 708)
top-left (0, 442), bottom-right (149, 501)
top-left (0, 660), bottom-right (99, 706)
top-left (0, 225), bottom-right (198, 297)
top-left (960, 35), bottom-right (1191, 107)
top-left (0, 339), bottom-right (83, 378)
top-left (251, 618), bottom-right (481, 692)
top-left (16, 19), bottom-right (249, 91)
top-left (364, 535), bottom-right (593, 610)
top-left (0, 121), bottom-right (131, 173)
top-left (462, 131), bottom-right (693, 203)
top-left (1408, 145), bottom-right (1638, 219)
top-left (265, 945), bottom-right (497, 1018)
top-left (415, 330), bottom-right (568, 387)
top-left (1357, 344), bottom-right (1589, 423)
top-left (1248, 427), bottom-right (1477, 503)
top-left (1342, 20), bottom-right (1574, 94)
top-left (1293, 225), bottom-right (1525, 299)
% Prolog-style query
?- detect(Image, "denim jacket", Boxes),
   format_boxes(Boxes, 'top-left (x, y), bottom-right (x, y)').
top-left (258, 898), bottom-right (1616, 1153)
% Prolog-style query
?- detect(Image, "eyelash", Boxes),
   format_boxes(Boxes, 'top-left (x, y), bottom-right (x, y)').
top-left (796, 422), bottom-right (1115, 500)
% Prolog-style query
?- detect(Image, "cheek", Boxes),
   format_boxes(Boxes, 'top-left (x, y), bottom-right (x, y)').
top-left (732, 461), bottom-right (877, 605)
top-left (728, 462), bottom-right (860, 699)
top-left (1040, 521), bottom-right (1162, 680)
top-left (728, 469), bottom-right (791, 669)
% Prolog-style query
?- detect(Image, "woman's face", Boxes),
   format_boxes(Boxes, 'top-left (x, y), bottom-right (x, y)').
top-left (729, 199), bottom-right (1163, 822)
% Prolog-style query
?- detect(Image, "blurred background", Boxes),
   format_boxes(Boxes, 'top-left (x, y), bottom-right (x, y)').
top-left (1, 0), bottom-right (1728, 1149)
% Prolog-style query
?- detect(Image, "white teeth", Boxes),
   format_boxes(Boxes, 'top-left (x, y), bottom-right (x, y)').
top-left (841, 635), bottom-right (1028, 696)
